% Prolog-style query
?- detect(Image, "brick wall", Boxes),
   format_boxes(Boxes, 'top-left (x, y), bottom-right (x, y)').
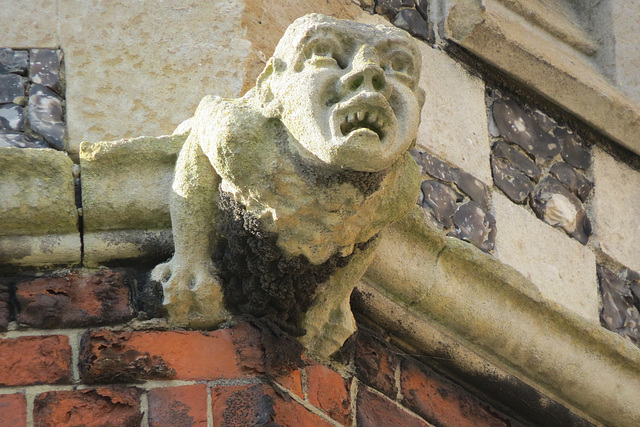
top-left (0, 268), bottom-right (522, 426)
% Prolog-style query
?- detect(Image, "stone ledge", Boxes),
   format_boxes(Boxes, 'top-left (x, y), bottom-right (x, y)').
top-left (363, 206), bottom-right (640, 427)
top-left (446, 0), bottom-right (640, 156)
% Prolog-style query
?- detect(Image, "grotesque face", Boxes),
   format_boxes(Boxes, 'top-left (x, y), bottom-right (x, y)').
top-left (262, 14), bottom-right (425, 172)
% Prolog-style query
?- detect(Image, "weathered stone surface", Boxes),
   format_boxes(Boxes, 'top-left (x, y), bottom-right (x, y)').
top-left (492, 98), bottom-right (560, 162)
top-left (555, 127), bottom-right (591, 169)
top-left (0, 103), bottom-right (25, 131)
top-left (451, 168), bottom-right (490, 209)
top-left (29, 49), bottom-right (61, 93)
top-left (16, 269), bottom-right (133, 328)
top-left (394, 9), bottom-right (429, 40)
top-left (0, 74), bottom-right (25, 104)
top-left (60, 0), bottom-right (253, 153)
top-left (80, 135), bottom-right (185, 265)
top-left (593, 148), bottom-right (640, 272)
top-left (412, 149), bottom-right (455, 182)
top-left (449, 201), bottom-right (496, 252)
top-left (491, 156), bottom-right (534, 204)
top-left (0, 131), bottom-right (48, 149)
top-left (598, 265), bottom-right (640, 345)
top-left (0, 0), bottom-right (58, 48)
top-left (420, 180), bottom-right (462, 227)
top-left (493, 193), bottom-right (599, 321)
top-left (530, 176), bottom-right (591, 244)
top-left (492, 140), bottom-right (542, 180)
top-left (549, 162), bottom-right (593, 202)
top-left (28, 89), bottom-right (65, 150)
top-left (612, 1), bottom-right (640, 105)
top-left (416, 42), bottom-right (492, 184)
top-left (0, 48), bottom-right (28, 75)
top-left (0, 147), bottom-right (80, 266)
top-left (34, 388), bottom-right (143, 427)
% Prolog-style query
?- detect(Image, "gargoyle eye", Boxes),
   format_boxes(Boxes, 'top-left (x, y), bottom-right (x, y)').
top-left (304, 37), bottom-right (344, 68)
top-left (381, 49), bottom-right (416, 86)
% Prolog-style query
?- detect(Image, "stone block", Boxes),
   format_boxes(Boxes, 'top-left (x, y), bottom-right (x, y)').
top-left (415, 43), bottom-right (492, 185)
top-left (592, 148), bottom-right (640, 272)
top-left (16, 269), bottom-right (133, 328)
top-left (0, 0), bottom-right (58, 48)
top-left (0, 335), bottom-right (72, 386)
top-left (34, 388), bottom-right (142, 427)
top-left (148, 385), bottom-right (208, 427)
top-left (0, 394), bottom-right (27, 427)
top-left (492, 192), bottom-right (598, 322)
top-left (0, 147), bottom-right (80, 266)
top-left (80, 135), bottom-right (186, 266)
top-left (79, 329), bottom-right (245, 383)
top-left (59, 0), bottom-right (253, 153)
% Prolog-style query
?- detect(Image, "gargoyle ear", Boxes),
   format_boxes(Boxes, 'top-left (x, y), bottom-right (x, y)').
top-left (256, 57), bottom-right (286, 114)
top-left (417, 87), bottom-right (426, 109)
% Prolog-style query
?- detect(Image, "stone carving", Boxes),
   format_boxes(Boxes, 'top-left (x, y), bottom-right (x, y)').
top-left (151, 14), bottom-right (424, 358)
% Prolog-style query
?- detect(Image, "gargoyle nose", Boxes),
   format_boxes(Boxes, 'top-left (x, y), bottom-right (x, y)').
top-left (340, 47), bottom-right (390, 98)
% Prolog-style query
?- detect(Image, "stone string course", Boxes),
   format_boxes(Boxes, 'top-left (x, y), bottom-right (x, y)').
top-left (0, 48), bottom-right (66, 150)
top-left (0, 269), bottom-right (523, 427)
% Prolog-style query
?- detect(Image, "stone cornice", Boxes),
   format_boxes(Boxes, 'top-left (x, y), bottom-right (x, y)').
top-left (446, 0), bottom-right (640, 155)
top-left (361, 206), bottom-right (640, 427)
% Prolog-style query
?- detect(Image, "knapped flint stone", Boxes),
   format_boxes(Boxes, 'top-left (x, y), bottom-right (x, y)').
top-left (415, 0), bottom-right (429, 17)
top-left (549, 162), bottom-right (593, 202)
top-left (530, 176), bottom-right (591, 244)
top-left (631, 280), bottom-right (640, 313)
top-left (0, 103), bottom-right (25, 131)
top-left (0, 74), bottom-right (25, 104)
top-left (492, 140), bottom-right (542, 180)
top-left (598, 265), bottom-right (640, 344)
top-left (492, 98), bottom-right (561, 162)
top-left (449, 201), bottom-right (496, 252)
top-left (375, 0), bottom-right (415, 19)
top-left (411, 149), bottom-right (455, 182)
top-left (394, 9), bottom-right (429, 41)
top-left (0, 48), bottom-right (28, 75)
top-left (421, 179), bottom-right (463, 227)
top-left (28, 91), bottom-right (65, 150)
top-left (452, 168), bottom-right (490, 209)
top-left (554, 128), bottom-right (591, 169)
top-left (30, 49), bottom-right (61, 93)
top-left (0, 131), bottom-right (48, 148)
top-left (491, 155), bottom-right (534, 204)
top-left (30, 83), bottom-right (58, 97)
top-left (531, 109), bottom-right (557, 133)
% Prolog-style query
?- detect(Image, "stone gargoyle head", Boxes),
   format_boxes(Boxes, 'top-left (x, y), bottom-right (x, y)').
top-left (151, 13), bottom-right (425, 359)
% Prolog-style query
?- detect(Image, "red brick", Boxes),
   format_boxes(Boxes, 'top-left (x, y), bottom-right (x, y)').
top-left (354, 327), bottom-right (398, 398)
top-left (80, 329), bottom-right (246, 383)
top-left (357, 386), bottom-right (430, 427)
top-left (16, 269), bottom-right (133, 328)
top-left (0, 335), bottom-right (71, 386)
top-left (275, 368), bottom-right (303, 398)
top-left (306, 364), bottom-right (351, 425)
top-left (400, 358), bottom-right (511, 427)
top-left (230, 321), bottom-right (265, 374)
top-left (0, 393), bottom-right (27, 427)
top-left (212, 383), bottom-right (333, 427)
top-left (148, 385), bottom-right (208, 427)
top-left (34, 387), bottom-right (142, 427)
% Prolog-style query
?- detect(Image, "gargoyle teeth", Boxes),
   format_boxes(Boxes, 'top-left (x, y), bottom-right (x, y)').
top-left (357, 111), bottom-right (366, 121)
top-left (339, 109), bottom-right (386, 139)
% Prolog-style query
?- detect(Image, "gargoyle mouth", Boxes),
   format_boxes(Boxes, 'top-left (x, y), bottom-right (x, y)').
top-left (339, 110), bottom-right (386, 139)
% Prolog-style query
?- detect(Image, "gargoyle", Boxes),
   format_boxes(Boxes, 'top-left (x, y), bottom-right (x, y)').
top-left (151, 14), bottom-right (424, 358)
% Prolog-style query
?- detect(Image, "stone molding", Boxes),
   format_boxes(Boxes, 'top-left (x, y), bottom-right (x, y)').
top-left (362, 206), bottom-right (640, 427)
top-left (446, 0), bottom-right (640, 155)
